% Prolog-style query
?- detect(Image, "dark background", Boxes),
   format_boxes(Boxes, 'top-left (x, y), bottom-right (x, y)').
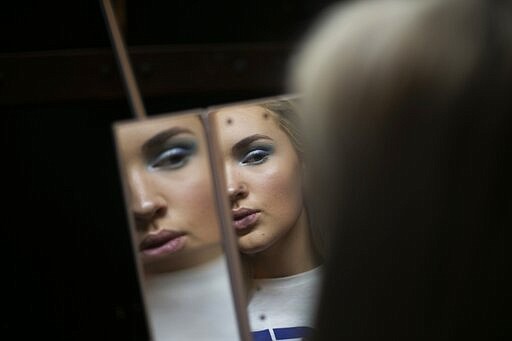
top-left (1, 0), bottom-right (338, 339)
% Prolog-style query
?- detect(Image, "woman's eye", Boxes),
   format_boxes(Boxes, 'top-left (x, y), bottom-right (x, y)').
top-left (240, 148), bottom-right (272, 165)
top-left (149, 146), bottom-right (194, 170)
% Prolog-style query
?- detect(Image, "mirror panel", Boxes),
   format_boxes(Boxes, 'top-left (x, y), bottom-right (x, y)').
top-left (113, 111), bottom-right (243, 340)
top-left (207, 95), bottom-right (324, 340)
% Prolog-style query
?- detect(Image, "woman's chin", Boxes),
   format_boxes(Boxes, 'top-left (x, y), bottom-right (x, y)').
top-left (238, 238), bottom-right (269, 255)
top-left (143, 243), bottom-right (223, 273)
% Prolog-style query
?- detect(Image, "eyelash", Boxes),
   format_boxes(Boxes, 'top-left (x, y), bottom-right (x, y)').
top-left (149, 145), bottom-right (195, 170)
top-left (240, 147), bottom-right (273, 165)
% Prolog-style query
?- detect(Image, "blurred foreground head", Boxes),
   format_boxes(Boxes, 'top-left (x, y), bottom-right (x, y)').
top-left (289, 0), bottom-right (511, 338)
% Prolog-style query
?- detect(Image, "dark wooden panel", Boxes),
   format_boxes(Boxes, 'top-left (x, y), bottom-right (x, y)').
top-left (0, 43), bottom-right (292, 105)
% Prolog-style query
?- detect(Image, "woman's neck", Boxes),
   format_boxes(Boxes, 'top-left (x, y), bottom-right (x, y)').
top-left (249, 210), bottom-right (322, 279)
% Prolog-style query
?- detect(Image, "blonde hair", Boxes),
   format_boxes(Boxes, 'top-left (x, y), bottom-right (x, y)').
top-left (260, 98), bottom-right (304, 159)
top-left (289, 0), bottom-right (499, 142)
top-left (288, 0), bottom-right (512, 254)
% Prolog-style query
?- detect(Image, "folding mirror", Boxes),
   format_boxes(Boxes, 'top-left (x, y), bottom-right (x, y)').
top-left (112, 96), bottom-right (325, 341)
top-left (101, 1), bottom-right (321, 339)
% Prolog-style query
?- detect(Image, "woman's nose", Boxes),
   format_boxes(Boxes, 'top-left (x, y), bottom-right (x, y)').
top-left (226, 167), bottom-right (248, 204)
top-left (128, 169), bottom-right (167, 223)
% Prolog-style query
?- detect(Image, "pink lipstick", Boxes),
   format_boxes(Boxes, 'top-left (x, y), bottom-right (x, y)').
top-left (232, 208), bottom-right (260, 230)
top-left (139, 230), bottom-right (186, 257)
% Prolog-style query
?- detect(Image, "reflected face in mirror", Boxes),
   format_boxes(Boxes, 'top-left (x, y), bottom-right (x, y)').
top-left (212, 99), bottom-right (322, 340)
top-left (214, 104), bottom-right (305, 256)
top-left (116, 114), bottom-right (221, 274)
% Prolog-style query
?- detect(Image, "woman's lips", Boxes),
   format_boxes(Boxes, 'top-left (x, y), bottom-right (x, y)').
top-left (232, 208), bottom-right (260, 230)
top-left (139, 230), bottom-right (186, 257)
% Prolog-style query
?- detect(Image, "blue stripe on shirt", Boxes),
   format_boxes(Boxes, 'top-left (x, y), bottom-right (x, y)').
top-left (252, 327), bottom-right (314, 340)
top-left (274, 326), bottom-right (314, 339)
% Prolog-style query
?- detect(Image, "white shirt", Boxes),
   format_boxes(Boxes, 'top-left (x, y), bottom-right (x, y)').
top-left (144, 256), bottom-right (240, 341)
top-left (248, 266), bottom-right (323, 341)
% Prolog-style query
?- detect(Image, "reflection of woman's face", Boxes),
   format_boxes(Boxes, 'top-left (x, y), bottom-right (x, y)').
top-left (116, 115), bottom-right (220, 273)
top-left (215, 105), bottom-right (304, 255)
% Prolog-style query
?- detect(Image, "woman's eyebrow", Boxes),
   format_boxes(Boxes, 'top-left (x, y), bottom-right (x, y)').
top-left (232, 134), bottom-right (273, 152)
top-left (142, 127), bottom-right (193, 153)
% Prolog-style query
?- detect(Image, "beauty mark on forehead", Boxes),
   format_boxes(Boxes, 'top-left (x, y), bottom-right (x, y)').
top-left (226, 117), bottom-right (233, 125)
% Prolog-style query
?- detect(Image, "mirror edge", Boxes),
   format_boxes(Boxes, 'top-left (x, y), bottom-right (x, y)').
top-left (202, 110), bottom-right (253, 341)
top-left (111, 120), bottom-right (154, 341)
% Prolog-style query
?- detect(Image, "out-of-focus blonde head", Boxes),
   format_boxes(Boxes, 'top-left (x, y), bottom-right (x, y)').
top-left (287, 0), bottom-right (511, 338)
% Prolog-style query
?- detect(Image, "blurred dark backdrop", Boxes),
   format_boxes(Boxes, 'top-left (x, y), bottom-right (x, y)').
top-left (1, 0), bottom-right (338, 339)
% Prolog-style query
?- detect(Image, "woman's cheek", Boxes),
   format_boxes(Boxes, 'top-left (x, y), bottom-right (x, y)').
top-left (189, 178), bottom-right (215, 213)
top-left (262, 168), bottom-right (303, 214)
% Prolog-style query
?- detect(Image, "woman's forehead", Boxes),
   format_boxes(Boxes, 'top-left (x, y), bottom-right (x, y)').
top-left (216, 105), bottom-right (276, 126)
top-left (117, 114), bottom-right (203, 140)
top-left (214, 106), bottom-right (291, 150)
